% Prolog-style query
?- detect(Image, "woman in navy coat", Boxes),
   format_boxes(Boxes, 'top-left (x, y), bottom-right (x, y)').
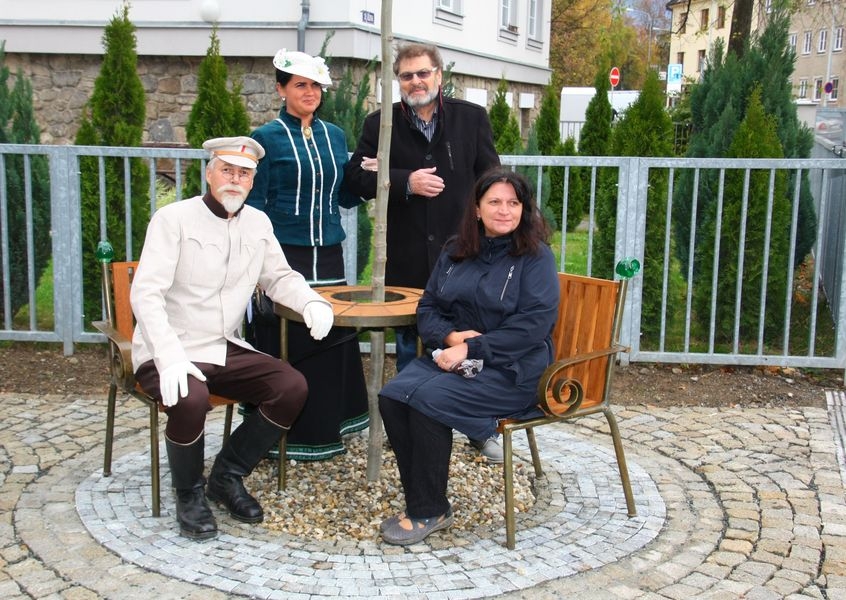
top-left (378, 167), bottom-right (560, 545)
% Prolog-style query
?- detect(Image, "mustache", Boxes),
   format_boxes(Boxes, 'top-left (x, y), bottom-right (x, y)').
top-left (217, 184), bottom-right (247, 195)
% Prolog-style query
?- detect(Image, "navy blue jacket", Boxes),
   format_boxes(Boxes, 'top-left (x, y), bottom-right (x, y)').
top-left (379, 235), bottom-right (559, 440)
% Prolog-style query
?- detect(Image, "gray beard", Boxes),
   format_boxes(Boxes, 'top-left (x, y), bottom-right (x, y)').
top-left (402, 87), bottom-right (438, 108)
top-left (222, 196), bottom-right (245, 214)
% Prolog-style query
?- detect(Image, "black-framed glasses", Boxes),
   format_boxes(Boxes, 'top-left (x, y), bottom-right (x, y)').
top-left (397, 67), bottom-right (438, 82)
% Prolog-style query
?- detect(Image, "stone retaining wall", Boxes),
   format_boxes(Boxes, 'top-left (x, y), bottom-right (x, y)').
top-left (5, 53), bottom-right (541, 146)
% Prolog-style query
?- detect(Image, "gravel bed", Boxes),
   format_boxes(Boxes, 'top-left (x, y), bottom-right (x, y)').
top-left (245, 431), bottom-right (536, 542)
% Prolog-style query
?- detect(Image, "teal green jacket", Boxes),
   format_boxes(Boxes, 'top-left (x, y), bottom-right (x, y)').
top-left (247, 110), bottom-right (364, 247)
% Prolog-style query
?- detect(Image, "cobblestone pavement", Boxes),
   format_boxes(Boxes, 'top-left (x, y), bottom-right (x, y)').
top-left (2, 391), bottom-right (846, 599)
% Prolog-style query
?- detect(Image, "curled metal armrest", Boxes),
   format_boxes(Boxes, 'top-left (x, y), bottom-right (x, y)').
top-left (92, 320), bottom-right (137, 390)
top-left (536, 344), bottom-right (628, 416)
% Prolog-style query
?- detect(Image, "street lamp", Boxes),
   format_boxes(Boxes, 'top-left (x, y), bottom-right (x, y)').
top-left (626, 7), bottom-right (654, 71)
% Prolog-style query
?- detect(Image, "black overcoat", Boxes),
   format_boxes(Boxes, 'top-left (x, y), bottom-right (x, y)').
top-left (345, 95), bottom-right (500, 288)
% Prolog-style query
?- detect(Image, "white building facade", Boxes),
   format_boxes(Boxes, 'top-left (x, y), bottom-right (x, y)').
top-left (0, 0), bottom-right (552, 144)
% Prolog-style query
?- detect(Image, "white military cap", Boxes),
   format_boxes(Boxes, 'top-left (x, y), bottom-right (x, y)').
top-left (272, 48), bottom-right (332, 87)
top-left (202, 136), bottom-right (265, 169)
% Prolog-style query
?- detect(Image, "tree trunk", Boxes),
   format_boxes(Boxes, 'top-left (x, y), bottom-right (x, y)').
top-left (728, 0), bottom-right (753, 57)
top-left (366, 0), bottom-right (393, 482)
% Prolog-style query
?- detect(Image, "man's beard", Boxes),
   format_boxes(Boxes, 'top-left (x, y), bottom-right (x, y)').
top-left (401, 86), bottom-right (438, 108)
top-left (217, 185), bottom-right (247, 214)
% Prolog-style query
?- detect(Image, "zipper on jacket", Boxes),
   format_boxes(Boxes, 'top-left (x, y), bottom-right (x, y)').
top-left (439, 264), bottom-right (455, 293)
top-left (500, 265), bottom-right (515, 301)
top-left (446, 142), bottom-right (455, 171)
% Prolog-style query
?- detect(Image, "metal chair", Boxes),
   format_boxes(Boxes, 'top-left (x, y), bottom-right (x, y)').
top-left (92, 241), bottom-right (286, 517)
top-left (497, 260), bottom-right (640, 549)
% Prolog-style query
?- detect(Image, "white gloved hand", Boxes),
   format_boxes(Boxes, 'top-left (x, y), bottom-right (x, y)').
top-left (302, 302), bottom-right (334, 341)
top-left (159, 361), bottom-right (207, 407)
top-left (360, 156), bottom-right (378, 172)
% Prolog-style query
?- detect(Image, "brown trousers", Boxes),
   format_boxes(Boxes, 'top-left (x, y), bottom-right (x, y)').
top-left (135, 342), bottom-right (307, 444)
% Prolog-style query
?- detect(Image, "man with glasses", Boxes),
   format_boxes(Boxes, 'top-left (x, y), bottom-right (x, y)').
top-left (345, 43), bottom-right (502, 462)
top-left (131, 136), bottom-right (334, 540)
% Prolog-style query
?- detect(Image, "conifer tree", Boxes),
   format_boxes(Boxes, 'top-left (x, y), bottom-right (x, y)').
top-left (533, 80), bottom-right (566, 229)
top-left (693, 88), bottom-right (790, 343)
top-left (0, 43), bottom-right (51, 324)
top-left (594, 70), bottom-right (674, 341)
top-left (578, 66), bottom-right (613, 157)
top-left (673, 7), bottom-right (815, 277)
top-left (184, 27), bottom-right (250, 197)
top-left (536, 79), bottom-right (561, 156)
top-left (560, 136), bottom-right (585, 232)
top-left (580, 65), bottom-right (615, 272)
top-left (75, 1), bottom-right (149, 327)
top-left (488, 78), bottom-right (521, 155)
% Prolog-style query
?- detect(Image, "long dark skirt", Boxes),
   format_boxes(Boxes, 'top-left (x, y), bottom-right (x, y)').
top-left (247, 244), bottom-right (369, 461)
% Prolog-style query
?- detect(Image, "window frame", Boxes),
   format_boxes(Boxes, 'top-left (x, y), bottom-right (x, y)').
top-left (501, 0), bottom-right (517, 29)
top-left (717, 6), bottom-right (726, 29)
top-left (819, 29), bottom-right (828, 53)
top-left (527, 0), bottom-right (542, 40)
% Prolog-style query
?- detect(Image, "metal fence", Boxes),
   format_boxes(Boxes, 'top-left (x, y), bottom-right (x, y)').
top-left (1, 143), bottom-right (844, 371)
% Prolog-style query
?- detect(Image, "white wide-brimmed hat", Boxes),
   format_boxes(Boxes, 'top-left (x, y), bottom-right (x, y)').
top-left (272, 48), bottom-right (332, 87)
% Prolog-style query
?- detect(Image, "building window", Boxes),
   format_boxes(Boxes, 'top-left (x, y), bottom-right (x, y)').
top-left (799, 79), bottom-right (808, 98)
top-left (700, 8), bottom-right (709, 32)
top-left (677, 51), bottom-right (685, 66)
top-left (803, 31), bottom-right (812, 54)
top-left (814, 77), bottom-right (823, 101)
top-left (830, 77), bottom-right (840, 101)
top-left (434, 0), bottom-right (463, 27)
top-left (527, 0), bottom-right (542, 40)
top-left (819, 29), bottom-right (828, 53)
top-left (698, 49), bottom-right (707, 71)
top-left (835, 26), bottom-right (844, 51)
top-left (678, 14), bottom-right (687, 34)
top-left (789, 33), bottom-right (797, 50)
top-left (717, 6), bottom-right (726, 29)
top-left (765, 0), bottom-right (773, 12)
top-left (501, 0), bottom-right (517, 30)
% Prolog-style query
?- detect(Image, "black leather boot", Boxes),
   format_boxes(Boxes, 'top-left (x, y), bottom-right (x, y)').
top-left (207, 409), bottom-right (284, 523)
top-left (165, 434), bottom-right (217, 540)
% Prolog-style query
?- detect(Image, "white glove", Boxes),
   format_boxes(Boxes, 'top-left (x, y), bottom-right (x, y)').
top-left (302, 302), bottom-right (334, 341)
top-left (360, 156), bottom-right (378, 172)
top-left (159, 361), bottom-right (207, 408)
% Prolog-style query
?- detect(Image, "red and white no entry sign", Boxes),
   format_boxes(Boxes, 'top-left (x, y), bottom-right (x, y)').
top-left (609, 66), bottom-right (621, 88)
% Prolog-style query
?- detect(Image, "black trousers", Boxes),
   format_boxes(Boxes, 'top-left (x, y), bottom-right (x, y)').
top-left (378, 394), bottom-right (453, 518)
top-left (135, 342), bottom-right (307, 444)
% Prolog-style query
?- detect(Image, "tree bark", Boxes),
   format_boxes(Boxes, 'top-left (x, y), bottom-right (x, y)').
top-left (728, 0), bottom-right (753, 57)
top-left (366, 0), bottom-right (393, 482)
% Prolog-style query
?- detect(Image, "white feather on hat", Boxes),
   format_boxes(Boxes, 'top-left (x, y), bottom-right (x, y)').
top-left (272, 49), bottom-right (332, 87)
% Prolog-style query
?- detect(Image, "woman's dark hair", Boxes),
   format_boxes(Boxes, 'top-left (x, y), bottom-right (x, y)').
top-left (275, 69), bottom-right (323, 115)
top-left (450, 166), bottom-right (550, 261)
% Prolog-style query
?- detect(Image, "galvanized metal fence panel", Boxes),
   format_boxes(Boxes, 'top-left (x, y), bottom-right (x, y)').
top-left (2, 143), bottom-right (845, 372)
